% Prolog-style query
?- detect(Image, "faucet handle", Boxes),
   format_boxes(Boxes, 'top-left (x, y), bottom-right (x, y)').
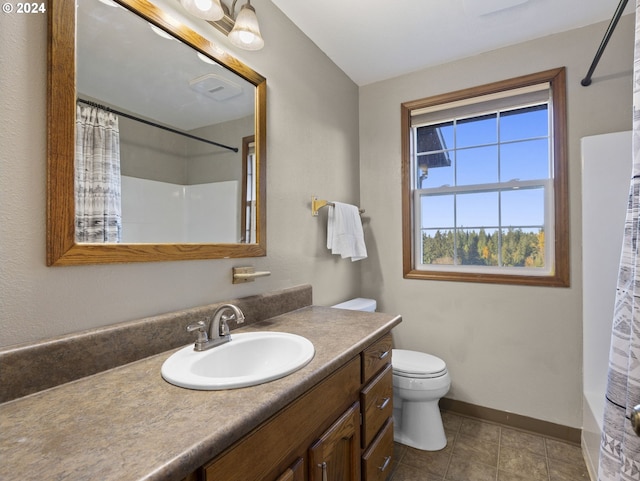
top-left (186, 321), bottom-right (209, 350)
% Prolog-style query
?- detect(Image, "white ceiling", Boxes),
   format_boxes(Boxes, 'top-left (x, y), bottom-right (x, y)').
top-left (270, 0), bottom-right (634, 86)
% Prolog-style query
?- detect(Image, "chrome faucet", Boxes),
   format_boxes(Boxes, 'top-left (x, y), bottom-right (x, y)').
top-left (186, 304), bottom-right (245, 351)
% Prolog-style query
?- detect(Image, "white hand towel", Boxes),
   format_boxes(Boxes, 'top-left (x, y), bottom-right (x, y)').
top-left (327, 202), bottom-right (367, 262)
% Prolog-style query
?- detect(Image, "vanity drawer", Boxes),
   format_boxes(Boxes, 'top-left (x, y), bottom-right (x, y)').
top-left (362, 418), bottom-right (394, 481)
top-left (360, 364), bottom-right (393, 448)
top-left (362, 334), bottom-right (392, 383)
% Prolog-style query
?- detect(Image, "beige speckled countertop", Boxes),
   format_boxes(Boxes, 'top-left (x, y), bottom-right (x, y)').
top-left (0, 306), bottom-right (401, 481)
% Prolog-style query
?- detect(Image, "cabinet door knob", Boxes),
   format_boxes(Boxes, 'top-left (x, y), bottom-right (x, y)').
top-left (377, 397), bottom-right (391, 410)
top-left (379, 350), bottom-right (390, 360)
top-left (632, 404), bottom-right (640, 437)
top-left (318, 462), bottom-right (328, 481)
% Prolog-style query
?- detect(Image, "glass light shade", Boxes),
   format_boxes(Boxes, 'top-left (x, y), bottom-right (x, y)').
top-left (228, 2), bottom-right (264, 51)
top-left (180, 0), bottom-right (225, 21)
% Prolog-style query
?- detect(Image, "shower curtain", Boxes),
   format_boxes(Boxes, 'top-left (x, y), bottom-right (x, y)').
top-left (597, 3), bottom-right (640, 480)
top-left (75, 103), bottom-right (122, 243)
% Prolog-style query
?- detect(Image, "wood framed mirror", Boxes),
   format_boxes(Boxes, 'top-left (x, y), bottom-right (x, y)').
top-left (47, 0), bottom-right (266, 266)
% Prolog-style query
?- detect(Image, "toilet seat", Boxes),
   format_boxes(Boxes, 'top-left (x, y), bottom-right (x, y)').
top-left (392, 349), bottom-right (448, 379)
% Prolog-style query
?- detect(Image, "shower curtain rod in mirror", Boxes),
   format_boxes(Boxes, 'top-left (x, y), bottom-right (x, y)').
top-left (581, 0), bottom-right (629, 87)
top-left (76, 98), bottom-right (239, 152)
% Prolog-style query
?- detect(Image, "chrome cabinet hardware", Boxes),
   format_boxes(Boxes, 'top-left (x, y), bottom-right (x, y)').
top-left (377, 397), bottom-right (391, 410)
top-left (379, 350), bottom-right (390, 360)
top-left (318, 462), bottom-right (327, 481)
top-left (379, 455), bottom-right (391, 472)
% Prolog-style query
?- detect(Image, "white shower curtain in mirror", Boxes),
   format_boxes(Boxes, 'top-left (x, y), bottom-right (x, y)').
top-left (75, 104), bottom-right (122, 243)
top-left (598, 3), bottom-right (640, 479)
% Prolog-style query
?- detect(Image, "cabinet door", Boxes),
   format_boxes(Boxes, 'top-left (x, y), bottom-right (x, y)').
top-left (309, 402), bottom-right (361, 481)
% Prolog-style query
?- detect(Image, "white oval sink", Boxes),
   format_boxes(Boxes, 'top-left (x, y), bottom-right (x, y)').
top-left (161, 332), bottom-right (315, 390)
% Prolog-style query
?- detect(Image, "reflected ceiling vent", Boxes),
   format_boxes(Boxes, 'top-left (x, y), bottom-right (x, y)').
top-left (463, 0), bottom-right (530, 16)
top-left (189, 74), bottom-right (243, 101)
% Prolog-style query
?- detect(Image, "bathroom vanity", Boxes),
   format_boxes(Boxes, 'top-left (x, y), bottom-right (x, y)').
top-left (203, 333), bottom-right (394, 481)
top-left (0, 290), bottom-right (400, 481)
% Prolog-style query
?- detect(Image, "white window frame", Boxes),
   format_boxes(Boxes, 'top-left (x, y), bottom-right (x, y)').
top-left (401, 68), bottom-right (569, 287)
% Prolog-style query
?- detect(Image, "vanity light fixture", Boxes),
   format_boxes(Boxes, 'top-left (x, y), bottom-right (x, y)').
top-left (178, 0), bottom-right (264, 51)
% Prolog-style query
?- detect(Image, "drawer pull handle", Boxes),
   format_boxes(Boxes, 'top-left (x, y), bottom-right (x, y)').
top-left (319, 462), bottom-right (327, 481)
top-left (377, 397), bottom-right (390, 410)
top-left (379, 350), bottom-right (390, 360)
top-left (379, 455), bottom-right (392, 472)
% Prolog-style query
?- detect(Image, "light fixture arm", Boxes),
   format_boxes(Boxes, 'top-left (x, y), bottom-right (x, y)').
top-left (229, 0), bottom-right (239, 18)
top-left (207, 1), bottom-right (238, 36)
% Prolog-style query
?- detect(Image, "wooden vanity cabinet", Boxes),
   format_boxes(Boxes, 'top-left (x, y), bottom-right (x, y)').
top-left (202, 333), bottom-right (394, 481)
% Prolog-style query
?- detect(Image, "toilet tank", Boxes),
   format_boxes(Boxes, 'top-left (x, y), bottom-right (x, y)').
top-left (331, 298), bottom-right (377, 312)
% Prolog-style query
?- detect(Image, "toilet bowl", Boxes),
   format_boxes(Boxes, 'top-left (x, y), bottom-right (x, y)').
top-left (392, 349), bottom-right (451, 451)
top-left (331, 298), bottom-right (451, 451)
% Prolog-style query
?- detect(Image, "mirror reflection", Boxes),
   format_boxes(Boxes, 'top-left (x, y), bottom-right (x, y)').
top-left (47, 0), bottom-right (267, 265)
top-left (76, 0), bottom-right (257, 244)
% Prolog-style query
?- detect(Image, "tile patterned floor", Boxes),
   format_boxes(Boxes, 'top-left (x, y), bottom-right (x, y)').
top-left (387, 411), bottom-right (590, 481)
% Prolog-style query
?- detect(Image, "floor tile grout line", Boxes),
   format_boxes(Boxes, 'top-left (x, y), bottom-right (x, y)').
top-left (544, 437), bottom-right (552, 481)
top-left (442, 429), bottom-right (457, 480)
top-left (440, 420), bottom-right (456, 480)
top-left (496, 425), bottom-right (502, 481)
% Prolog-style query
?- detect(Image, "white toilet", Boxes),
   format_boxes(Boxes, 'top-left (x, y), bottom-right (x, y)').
top-left (332, 298), bottom-right (451, 451)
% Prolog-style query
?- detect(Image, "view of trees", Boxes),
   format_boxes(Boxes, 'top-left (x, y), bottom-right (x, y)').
top-left (422, 228), bottom-right (545, 268)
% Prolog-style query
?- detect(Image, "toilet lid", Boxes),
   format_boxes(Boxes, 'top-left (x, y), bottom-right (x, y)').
top-left (392, 349), bottom-right (447, 377)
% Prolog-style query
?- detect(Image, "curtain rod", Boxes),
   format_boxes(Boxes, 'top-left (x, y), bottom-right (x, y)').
top-left (581, 0), bottom-right (629, 87)
top-left (77, 98), bottom-right (239, 153)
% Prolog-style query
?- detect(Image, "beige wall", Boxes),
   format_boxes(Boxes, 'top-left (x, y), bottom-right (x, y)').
top-left (0, 0), bottom-right (361, 348)
top-left (359, 15), bottom-right (634, 428)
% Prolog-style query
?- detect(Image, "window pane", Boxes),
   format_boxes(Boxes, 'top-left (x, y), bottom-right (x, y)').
top-left (418, 152), bottom-right (454, 188)
top-left (416, 122), bottom-right (454, 153)
top-left (421, 229), bottom-right (454, 265)
top-left (501, 188), bottom-right (544, 227)
top-left (420, 194), bottom-right (453, 229)
top-left (500, 139), bottom-right (549, 181)
top-left (500, 105), bottom-right (548, 142)
top-left (500, 228), bottom-right (545, 268)
top-left (456, 191), bottom-right (498, 228)
top-left (456, 146), bottom-right (498, 185)
top-left (457, 229), bottom-right (497, 266)
top-left (457, 114), bottom-right (496, 148)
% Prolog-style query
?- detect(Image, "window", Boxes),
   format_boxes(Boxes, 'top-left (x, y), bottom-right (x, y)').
top-left (401, 68), bottom-right (569, 286)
